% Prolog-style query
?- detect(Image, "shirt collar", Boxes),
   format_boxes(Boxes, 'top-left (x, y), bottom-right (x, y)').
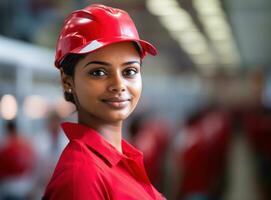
top-left (61, 122), bottom-right (143, 167)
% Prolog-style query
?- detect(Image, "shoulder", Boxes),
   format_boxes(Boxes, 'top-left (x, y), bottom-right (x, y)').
top-left (57, 139), bottom-right (106, 170)
top-left (43, 140), bottom-right (111, 200)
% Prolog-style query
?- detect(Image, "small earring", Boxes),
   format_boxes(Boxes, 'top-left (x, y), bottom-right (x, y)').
top-left (68, 88), bottom-right (72, 93)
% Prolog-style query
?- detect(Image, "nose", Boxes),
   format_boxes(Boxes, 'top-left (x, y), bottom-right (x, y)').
top-left (108, 73), bottom-right (126, 93)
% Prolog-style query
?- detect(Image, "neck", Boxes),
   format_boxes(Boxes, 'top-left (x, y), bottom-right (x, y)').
top-left (96, 124), bottom-right (123, 153)
top-left (78, 116), bottom-right (123, 154)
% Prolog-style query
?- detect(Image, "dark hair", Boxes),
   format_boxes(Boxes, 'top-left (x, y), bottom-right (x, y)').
top-left (60, 42), bottom-right (142, 104)
top-left (60, 54), bottom-right (86, 104)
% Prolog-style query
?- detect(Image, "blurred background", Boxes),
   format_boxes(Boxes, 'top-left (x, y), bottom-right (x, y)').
top-left (0, 0), bottom-right (271, 199)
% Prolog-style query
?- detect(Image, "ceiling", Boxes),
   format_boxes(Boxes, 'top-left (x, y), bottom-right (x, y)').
top-left (222, 0), bottom-right (271, 69)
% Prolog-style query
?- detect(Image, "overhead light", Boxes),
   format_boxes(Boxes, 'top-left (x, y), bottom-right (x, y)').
top-left (147, 0), bottom-right (217, 71)
top-left (23, 95), bottom-right (48, 119)
top-left (193, 0), bottom-right (241, 67)
top-left (150, 5), bottom-right (182, 16)
top-left (207, 28), bottom-right (231, 41)
top-left (180, 40), bottom-right (208, 55)
top-left (202, 17), bottom-right (227, 29)
top-left (194, 0), bottom-right (221, 15)
top-left (0, 94), bottom-right (18, 120)
top-left (159, 12), bottom-right (195, 32)
top-left (55, 97), bottom-right (75, 118)
top-left (147, 0), bottom-right (180, 16)
top-left (174, 30), bottom-right (202, 42)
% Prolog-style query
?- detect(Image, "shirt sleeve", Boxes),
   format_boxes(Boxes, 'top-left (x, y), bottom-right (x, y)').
top-left (43, 163), bottom-right (111, 200)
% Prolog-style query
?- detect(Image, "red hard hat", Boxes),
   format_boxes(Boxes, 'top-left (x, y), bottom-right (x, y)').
top-left (55, 4), bottom-right (157, 68)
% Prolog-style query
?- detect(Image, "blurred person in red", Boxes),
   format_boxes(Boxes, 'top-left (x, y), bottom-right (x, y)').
top-left (173, 106), bottom-right (231, 200)
top-left (128, 112), bottom-right (170, 191)
top-left (0, 120), bottom-right (36, 200)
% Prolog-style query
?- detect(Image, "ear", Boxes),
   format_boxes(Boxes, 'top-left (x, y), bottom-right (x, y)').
top-left (60, 68), bottom-right (74, 93)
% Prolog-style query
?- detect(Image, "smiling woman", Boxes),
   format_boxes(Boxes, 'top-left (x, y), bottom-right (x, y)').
top-left (42, 4), bottom-right (166, 200)
top-left (64, 42), bottom-right (143, 140)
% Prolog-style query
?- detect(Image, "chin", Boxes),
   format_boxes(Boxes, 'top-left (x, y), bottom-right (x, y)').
top-left (106, 111), bottom-right (131, 122)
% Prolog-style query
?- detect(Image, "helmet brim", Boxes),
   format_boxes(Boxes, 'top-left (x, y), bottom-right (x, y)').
top-left (76, 38), bottom-right (157, 56)
top-left (56, 38), bottom-right (157, 68)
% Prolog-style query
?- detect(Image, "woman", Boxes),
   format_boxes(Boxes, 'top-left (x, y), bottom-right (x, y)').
top-left (43, 4), bottom-right (165, 200)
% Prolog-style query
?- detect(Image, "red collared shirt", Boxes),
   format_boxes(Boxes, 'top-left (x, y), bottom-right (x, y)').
top-left (43, 122), bottom-right (165, 200)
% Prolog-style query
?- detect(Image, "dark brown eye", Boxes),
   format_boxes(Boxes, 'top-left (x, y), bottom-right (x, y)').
top-left (123, 68), bottom-right (138, 77)
top-left (89, 69), bottom-right (107, 77)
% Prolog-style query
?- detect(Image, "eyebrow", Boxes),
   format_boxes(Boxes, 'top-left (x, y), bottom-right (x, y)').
top-left (84, 60), bottom-right (142, 68)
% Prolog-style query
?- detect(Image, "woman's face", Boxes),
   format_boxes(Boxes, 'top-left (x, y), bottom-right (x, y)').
top-left (71, 42), bottom-right (142, 124)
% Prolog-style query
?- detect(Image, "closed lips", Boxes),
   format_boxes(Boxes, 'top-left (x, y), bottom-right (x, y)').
top-left (102, 98), bottom-right (131, 102)
top-left (101, 97), bottom-right (131, 109)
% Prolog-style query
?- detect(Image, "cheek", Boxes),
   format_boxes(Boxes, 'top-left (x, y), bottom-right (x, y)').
top-left (74, 76), bottom-right (103, 104)
top-left (130, 77), bottom-right (142, 101)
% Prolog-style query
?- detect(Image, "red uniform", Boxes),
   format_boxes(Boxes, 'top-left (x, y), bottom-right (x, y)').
top-left (132, 120), bottom-right (169, 189)
top-left (242, 106), bottom-right (271, 200)
top-left (43, 122), bottom-right (165, 200)
top-left (175, 110), bottom-right (231, 199)
top-left (0, 136), bottom-right (35, 180)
